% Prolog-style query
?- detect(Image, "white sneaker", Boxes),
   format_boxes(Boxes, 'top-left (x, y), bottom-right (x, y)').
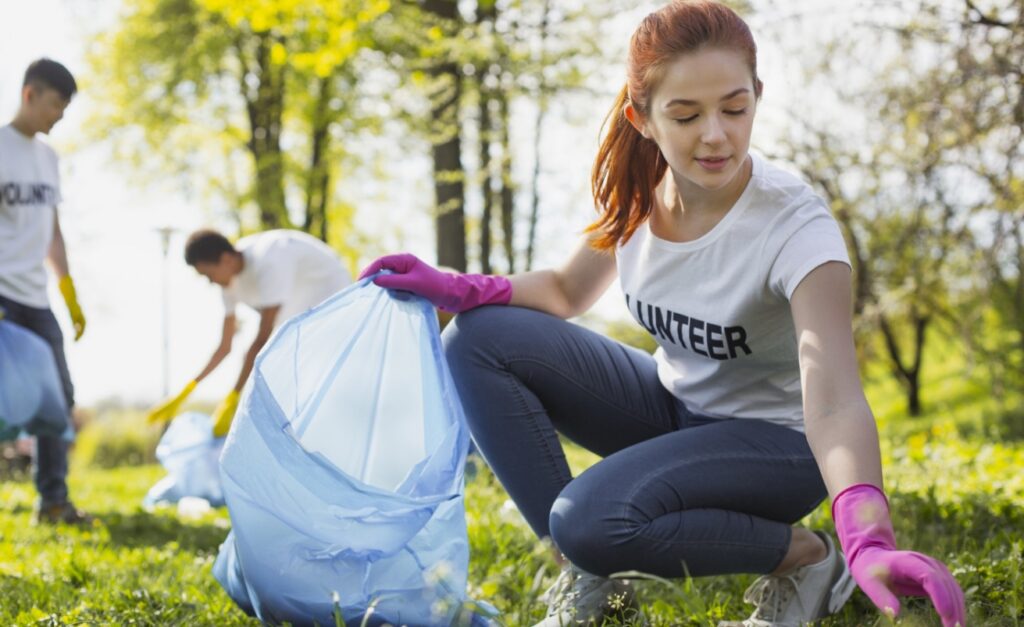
top-left (721, 532), bottom-right (856, 627)
top-left (532, 563), bottom-right (635, 626)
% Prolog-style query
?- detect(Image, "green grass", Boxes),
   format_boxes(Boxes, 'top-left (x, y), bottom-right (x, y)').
top-left (2, 444), bottom-right (1020, 625)
top-left (2, 343), bottom-right (1023, 625)
top-left (0, 466), bottom-right (249, 626)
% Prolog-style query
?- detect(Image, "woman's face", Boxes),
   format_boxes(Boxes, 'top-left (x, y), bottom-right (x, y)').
top-left (630, 47), bottom-right (758, 195)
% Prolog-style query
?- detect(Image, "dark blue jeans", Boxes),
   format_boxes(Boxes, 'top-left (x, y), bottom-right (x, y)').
top-left (0, 293), bottom-right (73, 506)
top-left (442, 306), bottom-right (827, 577)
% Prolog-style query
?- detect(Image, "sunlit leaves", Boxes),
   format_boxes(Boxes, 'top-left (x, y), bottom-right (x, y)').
top-left (196, 0), bottom-right (389, 76)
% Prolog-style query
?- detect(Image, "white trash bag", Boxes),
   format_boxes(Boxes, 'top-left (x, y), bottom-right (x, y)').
top-left (143, 412), bottom-right (225, 508)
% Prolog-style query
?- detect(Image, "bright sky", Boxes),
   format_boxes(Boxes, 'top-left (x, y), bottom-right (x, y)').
top-left (0, 0), bottom-right (867, 408)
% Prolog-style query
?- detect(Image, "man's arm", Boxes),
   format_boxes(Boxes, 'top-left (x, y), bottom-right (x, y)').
top-left (233, 305), bottom-right (280, 391)
top-left (194, 315), bottom-right (236, 382)
top-left (46, 212), bottom-right (70, 277)
top-left (48, 212), bottom-right (86, 340)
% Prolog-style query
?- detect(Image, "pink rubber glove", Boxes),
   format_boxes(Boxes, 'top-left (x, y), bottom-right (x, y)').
top-left (833, 484), bottom-right (966, 627)
top-left (358, 253), bottom-right (512, 313)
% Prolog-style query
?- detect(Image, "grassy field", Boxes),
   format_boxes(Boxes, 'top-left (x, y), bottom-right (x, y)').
top-left (1, 352), bottom-right (1023, 625)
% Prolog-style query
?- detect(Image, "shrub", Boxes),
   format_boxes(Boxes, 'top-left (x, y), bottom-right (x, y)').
top-left (606, 321), bottom-right (657, 353)
top-left (72, 409), bottom-right (161, 470)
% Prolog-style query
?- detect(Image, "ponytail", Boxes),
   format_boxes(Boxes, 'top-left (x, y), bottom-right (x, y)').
top-left (587, 85), bottom-right (668, 251)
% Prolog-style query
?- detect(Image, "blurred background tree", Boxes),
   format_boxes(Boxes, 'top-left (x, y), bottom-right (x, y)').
top-left (89, 0), bottom-right (389, 251)
top-left (88, 0), bottom-right (614, 274)
top-left (761, 0), bottom-right (1023, 415)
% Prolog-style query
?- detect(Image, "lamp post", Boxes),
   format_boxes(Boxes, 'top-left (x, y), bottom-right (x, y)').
top-left (156, 226), bottom-right (177, 398)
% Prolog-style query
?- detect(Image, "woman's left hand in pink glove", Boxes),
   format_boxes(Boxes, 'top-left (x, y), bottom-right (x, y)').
top-left (833, 484), bottom-right (966, 627)
top-left (357, 253), bottom-right (512, 313)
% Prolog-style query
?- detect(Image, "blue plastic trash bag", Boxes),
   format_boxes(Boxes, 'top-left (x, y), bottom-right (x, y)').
top-left (143, 412), bottom-right (225, 507)
top-left (0, 319), bottom-right (68, 441)
top-left (213, 277), bottom-right (494, 626)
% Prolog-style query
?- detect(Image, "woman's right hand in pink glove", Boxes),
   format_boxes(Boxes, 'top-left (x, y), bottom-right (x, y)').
top-left (833, 484), bottom-right (966, 627)
top-left (358, 253), bottom-right (512, 313)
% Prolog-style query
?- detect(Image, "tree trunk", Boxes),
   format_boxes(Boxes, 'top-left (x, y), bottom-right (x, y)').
top-left (906, 377), bottom-right (922, 417)
top-left (424, 0), bottom-right (467, 271)
top-left (525, 0), bottom-right (551, 272)
top-left (243, 32), bottom-right (289, 229)
top-left (478, 83), bottom-right (494, 274)
top-left (879, 313), bottom-right (930, 416)
top-left (1013, 224), bottom-right (1024, 366)
top-left (476, 0), bottom-right (498, 274)
top-left (498, 88), bottom-right (515, 274)
top-left (304, 75), bottom-right (333, 242)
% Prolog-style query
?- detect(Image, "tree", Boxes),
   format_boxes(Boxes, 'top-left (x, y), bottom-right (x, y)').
top-left (765, 3), bottom-right (975, 415)
top-left (88, 0), bottom-right (387, 240)
top-left (91, 0), bottom-right (614, 275)
top-left (416, 0), bottom-right (469, 271)
top-left (865, 0), bottom-right (1024, 393)
top-left (461, 0), bottom-right (614, 272)
top-left (947, 0), bottom-right (1024, 388)
top-left (401, 0), bottom-right (613, 272)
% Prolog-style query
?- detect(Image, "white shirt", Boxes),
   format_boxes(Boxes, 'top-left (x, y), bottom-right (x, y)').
top-left (616, 153), bottom-right (851, 431)
top-left (222, 230), bottom-right (352, 327)
top-left (0, 124), bottom-right (62, 308)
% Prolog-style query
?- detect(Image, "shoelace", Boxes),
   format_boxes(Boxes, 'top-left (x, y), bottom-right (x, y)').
top-left (743, 573), bottom-right (799, 623)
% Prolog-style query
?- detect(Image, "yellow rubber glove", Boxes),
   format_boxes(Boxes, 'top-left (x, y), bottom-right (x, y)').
top-left (145, 380), bottom-right (198, 424)
top-left (212, 390), bottom-right (240, 437)
top-left (58, 275), bottom-right (86, 341)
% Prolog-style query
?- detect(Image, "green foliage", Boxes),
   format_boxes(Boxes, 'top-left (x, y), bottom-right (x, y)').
top-left (72, 411), bottom-right (162, 470)
top-left (87, 0), bottom-right (619, 270)
top-left (197, 0), bottom-right (390, 75)
top-left (87, 0), bottom-right (380, 244)
top-left (595, 315), bottom-right (659, 354)
top-left (768, 0), bottom-right (1024, 417)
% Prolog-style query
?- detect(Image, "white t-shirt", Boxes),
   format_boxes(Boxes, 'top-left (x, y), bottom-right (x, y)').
top-left (616, 153), bottom-right (850, 431)
top-left (0, 124), bottom-right (62, 308)
top-left (222, 230), bottom-right (352, 327)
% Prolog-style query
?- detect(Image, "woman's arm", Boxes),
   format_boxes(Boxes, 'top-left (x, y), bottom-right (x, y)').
top-left (790, 261), bottom-right (882, 495)
top-left (509, 235), bottom-right (617, 319)
top-left (360, 233), bottom-right (617, 319)
top-left (791, 260), bottom-right (965, 627)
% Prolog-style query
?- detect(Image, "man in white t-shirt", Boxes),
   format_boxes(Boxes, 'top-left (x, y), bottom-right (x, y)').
top-left (145, 228), bottom-right (352, 436)
top-left (0, 59), bottom-right (90, 525)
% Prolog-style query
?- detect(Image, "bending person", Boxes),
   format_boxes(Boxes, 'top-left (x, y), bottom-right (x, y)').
top-left (359, 2), bottom-right (966, 626)
top-left (146, 229), bottom-right (351, 436)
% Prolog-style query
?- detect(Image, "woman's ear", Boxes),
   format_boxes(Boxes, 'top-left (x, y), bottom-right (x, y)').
top-left (623, 103), bottom-right (651, 139)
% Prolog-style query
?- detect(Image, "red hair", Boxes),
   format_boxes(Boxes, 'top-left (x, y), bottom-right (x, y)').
top-left (588, 0), bottom-right (761, 251)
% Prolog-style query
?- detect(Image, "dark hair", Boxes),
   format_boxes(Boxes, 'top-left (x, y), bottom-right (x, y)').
top-left (24, 58), bottom-right (78, 101)
top-left (184, 229), bottom-right (236, 266)
top-left (588, 0), bottom-right (761, 251)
